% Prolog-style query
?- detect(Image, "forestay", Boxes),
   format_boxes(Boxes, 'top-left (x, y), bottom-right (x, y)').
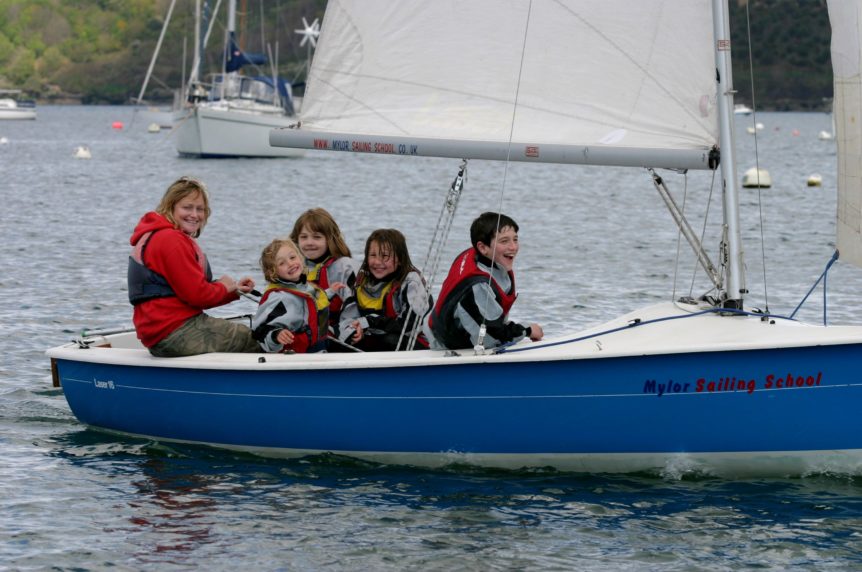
top-left (832, 0), bottom-right (862, 268)
top-left (271, 0), bottom-right (720, 170)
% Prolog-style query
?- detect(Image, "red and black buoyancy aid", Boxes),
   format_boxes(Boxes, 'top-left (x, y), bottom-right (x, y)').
top-left (127, 230), bottom-right (212, 305)
top-left (258, 283), bottom-right (330, 353)
top-left (429, 248), bottom-right (517, 348)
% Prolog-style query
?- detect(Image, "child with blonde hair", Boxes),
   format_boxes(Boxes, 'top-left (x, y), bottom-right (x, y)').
top-left (252, 238), bottom-right (345, 353)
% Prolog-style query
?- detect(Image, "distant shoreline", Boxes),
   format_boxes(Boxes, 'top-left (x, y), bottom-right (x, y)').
top-left (29, 100), bottom-right (834, 113)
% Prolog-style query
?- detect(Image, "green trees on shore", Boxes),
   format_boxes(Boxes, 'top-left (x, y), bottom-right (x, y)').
top-left (0, 0), bottom-right (159, 101)
top-left (0, 0), bottom-right (325, 104)
top-left (730, 0), bottom-right (833, 111)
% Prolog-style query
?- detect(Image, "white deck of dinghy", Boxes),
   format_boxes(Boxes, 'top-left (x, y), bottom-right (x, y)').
top-left (46, 301), bottom-right (862, 371)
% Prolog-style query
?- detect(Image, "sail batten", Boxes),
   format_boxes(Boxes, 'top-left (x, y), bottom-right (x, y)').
top-left (272, 0), bottom-right (720, 167)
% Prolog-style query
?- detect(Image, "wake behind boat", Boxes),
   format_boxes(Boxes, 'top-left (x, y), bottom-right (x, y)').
top-left (47, 0), bottom-right (862, 476)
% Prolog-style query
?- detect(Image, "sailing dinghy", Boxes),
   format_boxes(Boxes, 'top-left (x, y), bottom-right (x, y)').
top-left (48, 0), bottom-right (862, 476)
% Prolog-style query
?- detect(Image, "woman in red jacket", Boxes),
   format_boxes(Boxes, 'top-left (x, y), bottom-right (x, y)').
top-left (128, 176), bottom-right (259, 357)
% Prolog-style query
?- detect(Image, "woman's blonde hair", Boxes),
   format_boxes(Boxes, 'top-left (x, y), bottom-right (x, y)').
top-left (260, 237), bottom-right (303, 283)
top-left (155, 177), bottom-right (211, 238)
top-left (289, 208), bottom-right (352, 258)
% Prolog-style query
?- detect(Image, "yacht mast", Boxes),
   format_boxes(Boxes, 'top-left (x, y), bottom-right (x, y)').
top-left (712, 0), bottom-right (745, 308)
top-left (228, 0), bottom-right (237, 40)
top-left (192, 0), bottom-right (201, 85)
top-left (136, 0), bottom-right (177, 105)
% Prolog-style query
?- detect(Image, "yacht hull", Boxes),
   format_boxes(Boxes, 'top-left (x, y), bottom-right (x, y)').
top-left (0, 108), bottom-right (36, 120)
top-left (174, 105), bottom-right (304, 158)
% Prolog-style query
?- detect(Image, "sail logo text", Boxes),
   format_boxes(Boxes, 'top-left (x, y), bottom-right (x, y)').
top-left (643, 371), bottom-right (822, 397)
top-left (313, 138), bottom-right (419, 155)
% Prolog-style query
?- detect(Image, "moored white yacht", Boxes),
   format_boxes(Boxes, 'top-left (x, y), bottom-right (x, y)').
top-left (0, 90), bottom-right (36, 120)
top-left (172, 0), bottom-right (303, 158)
top-left (174, 74), bottom-right (303, 158)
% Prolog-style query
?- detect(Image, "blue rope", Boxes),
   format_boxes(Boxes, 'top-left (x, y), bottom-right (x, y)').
top-left (497, 306), bottom-right (796, 354)
top-left (499, 251), bottom-right (841, 356)
top-left (789, 250), bottom-right (839, 323)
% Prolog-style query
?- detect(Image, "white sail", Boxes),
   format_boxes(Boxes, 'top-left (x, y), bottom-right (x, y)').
top-left (271, 0), bottom-right (720, 169)
top-left (832, 0), bottom-right (862, 268)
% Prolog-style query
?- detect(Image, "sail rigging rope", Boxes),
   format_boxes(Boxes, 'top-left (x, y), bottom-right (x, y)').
top-left (789, 250), bottom-right (839, 325)
top-left (495, 305), bottom-right (796, 355)
top-left (655, 168), bottom-right (721, 304)
top-left (744, 1), bottom-right (770, 314)
top-left (670, 171), bottom-right (687, 303)
top-left (497, 248), bottom-right (841, 356)
top-left (475, 0), bottom-right (534, 354)
top-left (397, 161), bottom-right (469, 351)
top-left (690, 169), bottom-right (720, 300)
top-left (696, 170), bottom-right (718, 294)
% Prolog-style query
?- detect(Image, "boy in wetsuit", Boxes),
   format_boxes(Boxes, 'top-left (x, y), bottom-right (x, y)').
top-left (425, 212), bottom-right (543, 350)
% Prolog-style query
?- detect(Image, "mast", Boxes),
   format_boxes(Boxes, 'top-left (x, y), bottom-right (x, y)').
top-left (185, 0), bottom-right (224, 101)
top-left (222, 0), bottom-right (237, 102)
top-left (228, 0), bottom-right (237, 39)
top-left (712, 0), bottom-right (745, 308)
top-left (136, 0), bottom-right (177, 105)
top-left (192, 0), bottom-right (201, 85)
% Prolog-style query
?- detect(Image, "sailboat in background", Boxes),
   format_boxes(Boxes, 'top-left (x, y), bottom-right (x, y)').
top-left (48, 0), bottom-right (862, 476)
top-left (0, 89), bottom-right (36, 120)
top-left (173, 0), bottom-right (303, 158)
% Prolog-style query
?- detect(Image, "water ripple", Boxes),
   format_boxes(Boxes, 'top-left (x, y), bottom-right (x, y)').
top-left (2, 107), bottom-right (862, 569)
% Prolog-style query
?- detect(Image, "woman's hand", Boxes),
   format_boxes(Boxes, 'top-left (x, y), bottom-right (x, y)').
top-left (217, 274), bottom-right (238, 293)
top-left (237, 276), bottom-right (255, 293)
top-left (217, 275), bottom-right (255, 294)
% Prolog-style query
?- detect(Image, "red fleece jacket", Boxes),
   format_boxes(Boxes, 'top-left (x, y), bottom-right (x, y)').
top-left (129, 212), bottom-right (237, 347)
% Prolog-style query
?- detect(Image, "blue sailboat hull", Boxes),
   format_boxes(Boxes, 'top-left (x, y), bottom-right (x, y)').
top-left (51, 339), bottom-right (862, 474)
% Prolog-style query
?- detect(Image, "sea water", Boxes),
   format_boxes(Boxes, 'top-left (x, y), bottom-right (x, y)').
top-left (1, 106), bottom-right (861, 570)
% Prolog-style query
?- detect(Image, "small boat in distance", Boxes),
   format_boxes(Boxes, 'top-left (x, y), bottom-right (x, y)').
top-left (734, 103), bottom-right (753, 115)
top-left (0, 90), bottom-right (36, 120)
